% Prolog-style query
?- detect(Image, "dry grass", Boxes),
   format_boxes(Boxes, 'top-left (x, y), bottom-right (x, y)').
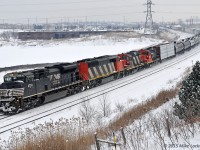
top-left (109, 88), bottom-right (178, 131)
top-left (17, 134), bottom-right (95, 150)
top-left (3, 118), bottom-right (96, 150)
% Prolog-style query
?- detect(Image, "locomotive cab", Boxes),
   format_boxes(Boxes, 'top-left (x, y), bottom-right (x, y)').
top-left (0, 73), bottom-right (25, 113)
top-left (138, 49), bottom-right (153, 64)
top-left (4, 72), bottom-right (26, 83)
top-left (118, 53), bottom-right (132, 67)
top-left (1, 73), bottom-right (25, 94)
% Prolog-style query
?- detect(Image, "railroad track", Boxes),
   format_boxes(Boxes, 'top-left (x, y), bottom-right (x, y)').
top-left (0, 46), bottom-right (200, 134)
top-left (0, 114), bottom-right (10, 120)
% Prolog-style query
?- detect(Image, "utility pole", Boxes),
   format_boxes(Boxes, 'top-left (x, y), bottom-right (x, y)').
top-left (85, 16), bottom-right (87, 31)
top-left (46, 18), bottom-right (48, 31)
top-left (2, 19), bottom-right (4, 29)
top-left (35, 17), bottom-right (38, 25)
top-left (27, 18), bottom-right (30, 30)
top-left (144, 0), bottom-right (154, 34)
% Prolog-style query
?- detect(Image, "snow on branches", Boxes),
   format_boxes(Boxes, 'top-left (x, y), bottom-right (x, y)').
top-left (174, 61), bottom-right (200, 119)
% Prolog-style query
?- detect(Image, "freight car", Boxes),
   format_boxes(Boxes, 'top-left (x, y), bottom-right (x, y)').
top-left (189, 37), bottom-right (196, 48)
top-left (174, 41), bottom-right (184, 54)
top-left (194, 35), bottom-right (200, 45)
top-left (182, 39), bottom-right (191, 50)
top-left (0, 34), bottom-right (199, 114)
top-left (152, 43), bottom-right (175, 62)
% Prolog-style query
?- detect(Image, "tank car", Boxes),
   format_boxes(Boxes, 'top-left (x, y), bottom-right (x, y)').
top-left (182, 39), bottom-right (191, 50)
top-left (189, 37), bottom-right (196, 48)
top-left (174, 41), bottom-right (184, 54)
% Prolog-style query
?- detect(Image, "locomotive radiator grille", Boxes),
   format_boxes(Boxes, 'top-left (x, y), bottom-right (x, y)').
top-left (111, 63), bottom-right (116, 71)
top-left (0, 88), bottom-right (24, 97)
top-left (88, 62), bottom-right (117, 80)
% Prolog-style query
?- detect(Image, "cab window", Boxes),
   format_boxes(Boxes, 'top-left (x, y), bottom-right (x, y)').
top-left (4, 77), bottom-right (12, 82)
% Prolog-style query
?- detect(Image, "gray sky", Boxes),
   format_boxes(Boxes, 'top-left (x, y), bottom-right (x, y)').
top-left (0, 0), bottom-right (200, 24)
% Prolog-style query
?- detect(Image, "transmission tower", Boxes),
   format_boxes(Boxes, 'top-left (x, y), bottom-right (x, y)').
top-left (144, 0), bottom-right (154, 34)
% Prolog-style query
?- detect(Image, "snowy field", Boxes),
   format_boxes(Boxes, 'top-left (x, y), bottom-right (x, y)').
top-left (0, 35), bottom-right (163, 83)
top-left (0, 29), bottom-right (192, 68)
top-left (0, 36), bottom-right (161, 68)
top-left (112, 98), bottom-right (200, 150)
top-left (0, 29), bottom-right (192, 82)
top-left (168, 29), bottom-right (193, 40)
top-left (0, 43), bottom-right (200, 142)
top-left (0, 30), bottom-right (198, 147)
top-left (0, 36), bottom-right (162, 83)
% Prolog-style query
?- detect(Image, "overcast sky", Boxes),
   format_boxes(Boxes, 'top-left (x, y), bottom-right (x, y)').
top-left (0, 0), bottom-right (200, 24)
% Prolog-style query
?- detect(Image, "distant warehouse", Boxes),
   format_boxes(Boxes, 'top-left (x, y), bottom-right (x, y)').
top-left (18, 31), bottom-right (115, 40)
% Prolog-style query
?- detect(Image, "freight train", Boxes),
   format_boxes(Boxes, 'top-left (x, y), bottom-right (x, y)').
top-left (0, 34), bottom-right (200, 114)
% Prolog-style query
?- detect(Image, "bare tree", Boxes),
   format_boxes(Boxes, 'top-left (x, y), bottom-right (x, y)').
top-left (115, 102), bottom-right (125, 112)
top-left (79, 100), bottom-right (96, 124)
top-left (1, 32), bottom-right (10, 41)
top-left (99, 94), bottom-right (111, 117)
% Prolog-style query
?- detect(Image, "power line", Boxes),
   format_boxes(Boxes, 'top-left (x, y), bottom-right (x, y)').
top-left (0, 5), bottom-right (141, 13)
top-left (0, 0), bottom-right (133, 7)
top-left (0, 11), bottom-right (143, 22)
top-left (2, 10), bottom-right (200, 23)
top-left (0, 1), bottom-right (199, 7)
top-left (155, 4), bottom-right (200, 6)
top-left (156, 11), bottom-right (200, 14)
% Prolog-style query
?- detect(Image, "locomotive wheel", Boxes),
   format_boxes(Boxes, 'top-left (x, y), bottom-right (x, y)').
top-left (39, 96), bottom-right (45, 105)
top-left (80, 86), bottom-right (86, 92)
top-left (76, 87), bottom-right (81, 93)
top-left (12, 100), bottom-right (20, 113)
top-left (97, 79), bottom-right (101, 86)
top-left (13, 108), bottom-right (20, 114)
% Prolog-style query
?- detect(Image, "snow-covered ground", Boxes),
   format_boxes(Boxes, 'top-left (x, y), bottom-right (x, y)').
top-left (0, 30), bottom-right (198, 148)
top-left (0, 29), bottom-right (25, 34)
top-left (0, 28), bottom-right (192, 68)
top-left (0, 34), bottom-right (164, 83)
top-left (0, 29), bottom-right (193, 81)
top-left (168, 29), bottom-right (193, 41)
top-left (0, 36), bottom-right (162, 84)
top-left (0, 42), bottom-right (199, 142)
top-left (0, 36), bottom-right (162, 68)
top-left (109, 97), bottom-right (200, 150)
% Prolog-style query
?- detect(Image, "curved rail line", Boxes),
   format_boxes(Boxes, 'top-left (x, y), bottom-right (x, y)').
top-left (0, 47), bottom-right (199, 134)
top-left (0, 114), bottom-right (10, 120)
top-left (0, 116), bottom-right (8, 119)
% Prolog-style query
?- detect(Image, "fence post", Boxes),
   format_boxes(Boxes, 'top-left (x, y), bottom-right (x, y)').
top-left (94, 132), bottom-right (100, 150)
top-left (166, 117), bottom-right (171, 138)
top-left (113, 132), bottom-right (117, 150)
top-left (120, 127), bottom-right (126, 145)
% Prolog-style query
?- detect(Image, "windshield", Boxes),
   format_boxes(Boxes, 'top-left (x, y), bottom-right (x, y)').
top-left (4, 77), bottom-right (12, 82)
